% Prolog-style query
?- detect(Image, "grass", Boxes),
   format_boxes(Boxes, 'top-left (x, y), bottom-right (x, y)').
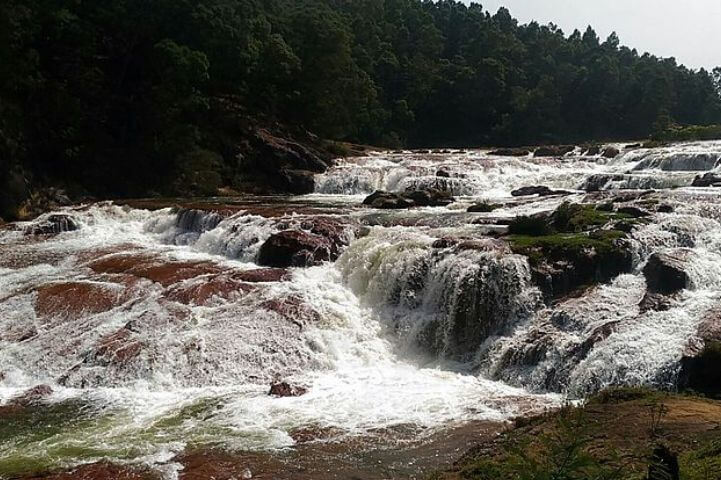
top-left (439, 388), bottom-right (721, 480)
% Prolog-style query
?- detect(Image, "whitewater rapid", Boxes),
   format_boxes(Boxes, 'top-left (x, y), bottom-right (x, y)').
top-left (2, 140), bottom-right (721, 476)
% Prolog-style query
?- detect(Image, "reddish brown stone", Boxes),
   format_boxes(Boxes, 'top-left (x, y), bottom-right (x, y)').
top-left (94, 328), bottom-right (143, 364)
top-left (10, 384), bottom-right (54, 406)
top-left (165, 275), bottom-right (257, 306)
top-left (34, 281), bottom-right (124, 321)
top-left (89, 254), bottom-right (223, 287)
top-left (175, 452), bottom-right (258, 480)
top-left (260, 295), bottom-right (321, 328)
top-left (269, 382), bottom-right (308, 397)
top-left (19, 462), bottom-right (159, 480)
top-left (233, 268), bottom-right (290, 283)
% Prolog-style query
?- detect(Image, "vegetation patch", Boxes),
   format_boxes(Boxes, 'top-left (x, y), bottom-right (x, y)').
top-left (438, 390), bottom-right (721, 480)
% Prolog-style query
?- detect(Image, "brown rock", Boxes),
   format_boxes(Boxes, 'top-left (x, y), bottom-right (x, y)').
top-left (35, 281), bottom-right (124, 321)
top-left (269, 382), bottom-right (308, 397)
top-left (257, 230), bottom-right (334, 268)
top-left (643, 250), bottom-right (693, 295)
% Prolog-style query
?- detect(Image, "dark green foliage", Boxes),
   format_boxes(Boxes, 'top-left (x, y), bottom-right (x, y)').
top-left (654, 124), bottom-right (721, 142)
top-left (459, 407), bottom-right (627, 480)
top-left (508, 215), bottom-right (552, 236)
top-left (2, 0), bottom-right (720, 200)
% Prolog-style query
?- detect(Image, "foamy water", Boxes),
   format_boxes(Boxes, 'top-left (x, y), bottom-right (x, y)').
top-left (2, 141), bottom-right (721, 476)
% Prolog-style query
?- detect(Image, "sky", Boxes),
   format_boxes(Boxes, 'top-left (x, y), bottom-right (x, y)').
top-left (465, 0), bottom-right (721, 70)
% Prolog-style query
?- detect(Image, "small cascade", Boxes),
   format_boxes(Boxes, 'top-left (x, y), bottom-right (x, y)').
top-left (6, 141), bottom-right (721, 475)
top-left (337, 229), bottom-right (542, 361)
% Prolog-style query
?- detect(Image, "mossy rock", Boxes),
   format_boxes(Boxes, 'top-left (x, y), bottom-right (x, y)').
top-left (509, 230), bottom-right (632, 300)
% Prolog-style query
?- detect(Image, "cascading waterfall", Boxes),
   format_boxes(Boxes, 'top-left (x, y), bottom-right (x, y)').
top-left (4, 141), bottom-right (721, 477)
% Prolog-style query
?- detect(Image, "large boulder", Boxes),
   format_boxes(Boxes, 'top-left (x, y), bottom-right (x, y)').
top-left (252, 129), bottom-right (329, 173)
top-left (363, 191), bottom-right (414, 209)
top-left (511, 186), bottom-right (572, 197)
top-left (511, 231), bottom-right (634, 300)
top-left (643, 250), bottom-right (693, 294)
top-left (489, 148), bottom-right (530, 157)
top-left (257, 230), bottom-right (334, 268)
top-left (533, 145), bottom-right (575, 157)
top-left (691, 172), bottom-right (721, 187)
top-left (404, 188), bottom-right (454, 207)
top-left (362, 189), bottom-right (454, 209)
top-left (601, 146), bottom-right (620, 158)
top-left (678, 310), bottom-right (721, 398)
top-left (278, 169), bottom-right (316, 194)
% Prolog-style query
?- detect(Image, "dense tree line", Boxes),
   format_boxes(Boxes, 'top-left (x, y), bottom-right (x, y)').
top-left (2, 0), bottom-right (721, 202)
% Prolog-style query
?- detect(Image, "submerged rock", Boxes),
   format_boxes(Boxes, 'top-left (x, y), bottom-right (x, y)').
top-left (24, 214), bottom-right (79, 236)
top-left (616, 206), bottom-right (651, 218)
top-left (10, 384), bottom-right (54, 406)
top-left (269, 382), bottom-right (308, 397)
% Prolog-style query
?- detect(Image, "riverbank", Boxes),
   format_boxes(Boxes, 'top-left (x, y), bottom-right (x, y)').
top-left (439, 388), bottom-right (721, 480)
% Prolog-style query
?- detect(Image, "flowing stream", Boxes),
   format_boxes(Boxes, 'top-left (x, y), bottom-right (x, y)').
top-left (2, 142), bottom-right (721, 478)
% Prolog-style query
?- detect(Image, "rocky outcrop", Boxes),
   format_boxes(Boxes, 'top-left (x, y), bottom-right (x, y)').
top-left (511, 186), bottom-right (572, 197)
top-left (278, 169), bottom-right (316, 194)
top-left (362, 189), bottom-right (454, 209)
top-left (489, 148), bottom-right (530, 157)
top-left (269, 382), bottom-right (308, 397)
top-left (643, 250), bottom-right (693, 294)
top-left (24, 214), bottom-right (79, 236)
top-left (533, 145), bottom-right (575, 157)
top-left (691, 172), bottom-right (721, 187)
top-left (257, 230), bottom-right (334, 267)
top-left (245, 128), bottom-right (332, 194)
top-left (678, 309), bottom-right (721, 398)
top-left (616, 206), bottom-right (651, 218)
top-left (601, 146), bottom-right (620, 158)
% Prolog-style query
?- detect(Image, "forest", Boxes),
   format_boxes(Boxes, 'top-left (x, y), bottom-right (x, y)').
top-left (2, 0), bottom-right (721, 204)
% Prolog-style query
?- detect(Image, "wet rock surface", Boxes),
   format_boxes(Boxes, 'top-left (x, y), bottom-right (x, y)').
top-left (362, 189), bottom-right (455, 209)
top-left (24, 214), bottom-right (79, 236)
top-left (511, 185), bottom-right (572, 197)
top-left (269, 382), bottom-right (308, 397)
top-left (643, 250), bottom-right (693, 294)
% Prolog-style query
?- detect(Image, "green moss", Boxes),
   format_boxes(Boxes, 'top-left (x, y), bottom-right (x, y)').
top-left (509, 230), bottom-right (626, 264)
top-left (507, 215), bottom-right (552, 236)
top-left (681, 437), bottom-right (721, 480)
top-left (552, 202), bottom-right (631, 233)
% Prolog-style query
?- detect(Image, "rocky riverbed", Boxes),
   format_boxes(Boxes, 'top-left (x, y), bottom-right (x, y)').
top-left (2, 141), bottom-right (721, 478)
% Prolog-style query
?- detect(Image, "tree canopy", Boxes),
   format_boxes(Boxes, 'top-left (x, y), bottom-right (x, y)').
top-left (2, 0), bottom-right (720, 197)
